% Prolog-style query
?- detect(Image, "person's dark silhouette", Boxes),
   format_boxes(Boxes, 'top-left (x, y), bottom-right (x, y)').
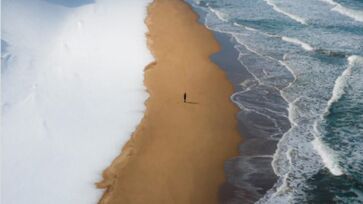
top-left (183, 92), bottom-right (187, 103)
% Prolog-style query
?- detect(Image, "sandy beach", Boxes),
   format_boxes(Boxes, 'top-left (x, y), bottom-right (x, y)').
top-left (97, 0), bottom-right (241, 203)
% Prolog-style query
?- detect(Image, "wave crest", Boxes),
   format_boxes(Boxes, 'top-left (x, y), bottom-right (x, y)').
top-left (311, 136), bottom-right (343, 176)
top-left (281, 36), bottom-right (314, 51)
top-left (326, 55), bottom-right (363, 112)
top-left (321, 0), bottom-right (363, 22)
top-left (264, 0), bottom-right (307, 25)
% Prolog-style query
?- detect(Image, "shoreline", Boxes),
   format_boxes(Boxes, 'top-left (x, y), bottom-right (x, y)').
top-left (185, 2), bottom-right (293, 202)
top-left (97, 0), bottom-right (241, 203)
top-left (210, 30), bottom-right (280, 203)
top-left (187, 3), bottom-right (280, 200)
top-left (186, 1), bottom-right (288, 202)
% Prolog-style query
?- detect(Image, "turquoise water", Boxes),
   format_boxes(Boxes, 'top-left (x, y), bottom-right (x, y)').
top-left (187, 0), bottom-right (363, 203)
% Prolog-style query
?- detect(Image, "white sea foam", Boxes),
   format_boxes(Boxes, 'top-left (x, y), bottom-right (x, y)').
top-left (311, 136), bottom-right (343, 176)
top-left (320, 0), bottom-right (363, 22)
top-left (348, 54), bottom-right (363, 65)
top-left (326, 61), bottom-right (351, 108)
top-left (325, 55), bottom-right (362, 114)
top-left (245, 26), bottom-right (257, 32)
top-left (188, 0), bottom-right (363, 202)
top-left (233, 22), bottom-right (278, 38)
top-left (264, 0), bottom-right (307, 25)
top-left (209, 7), bottom-right (228, 22)
top-left (1, 0), bottom-right (153, 203)
top-left (310, 56), bottom-right (357, 176)
top-left (320, 0), bottom-right (338, 5)
top-left (281, 36), bottom-right (314, 51)
top-left (311, 55), bottom-right (363, 177)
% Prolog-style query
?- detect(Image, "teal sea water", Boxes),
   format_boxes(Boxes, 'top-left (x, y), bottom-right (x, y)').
top-left (186, 0), bottom-right (363, 203)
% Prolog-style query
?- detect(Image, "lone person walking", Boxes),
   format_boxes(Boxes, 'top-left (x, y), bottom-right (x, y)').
top-left (183, 92), bottom-right (187, 103)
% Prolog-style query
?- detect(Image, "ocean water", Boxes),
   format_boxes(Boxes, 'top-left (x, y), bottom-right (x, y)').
top-left (1, 0), bottom-right (152, 203)
top-left (186, 0), bottom-right (363, 203)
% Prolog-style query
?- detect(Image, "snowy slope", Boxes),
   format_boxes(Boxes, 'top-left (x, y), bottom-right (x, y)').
top-left (1, 0), bottom-right (152, 203)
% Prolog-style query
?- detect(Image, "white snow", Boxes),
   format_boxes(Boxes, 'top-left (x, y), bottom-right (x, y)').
top-left (1, 0), bottom-right (153, 203)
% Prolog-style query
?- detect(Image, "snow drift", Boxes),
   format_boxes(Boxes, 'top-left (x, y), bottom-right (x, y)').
top-left (1, 0), bottom-right (152, 203)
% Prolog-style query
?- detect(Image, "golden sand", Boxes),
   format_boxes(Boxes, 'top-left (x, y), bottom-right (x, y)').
top-left (97, 0), bottom-right (241, 203)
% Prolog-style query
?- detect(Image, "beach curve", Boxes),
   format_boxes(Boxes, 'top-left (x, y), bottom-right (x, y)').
top-left (97, 0), bottom-right (241, 203)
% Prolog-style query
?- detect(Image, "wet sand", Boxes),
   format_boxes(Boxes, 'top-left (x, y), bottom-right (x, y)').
top-left (97, 0), bottom-right (241, 203)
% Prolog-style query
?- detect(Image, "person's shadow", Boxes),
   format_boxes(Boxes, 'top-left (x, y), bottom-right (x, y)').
top-left (183, 93), bottom-right (198, 104)
top-left (185, 101), bottom-right (198, 105)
